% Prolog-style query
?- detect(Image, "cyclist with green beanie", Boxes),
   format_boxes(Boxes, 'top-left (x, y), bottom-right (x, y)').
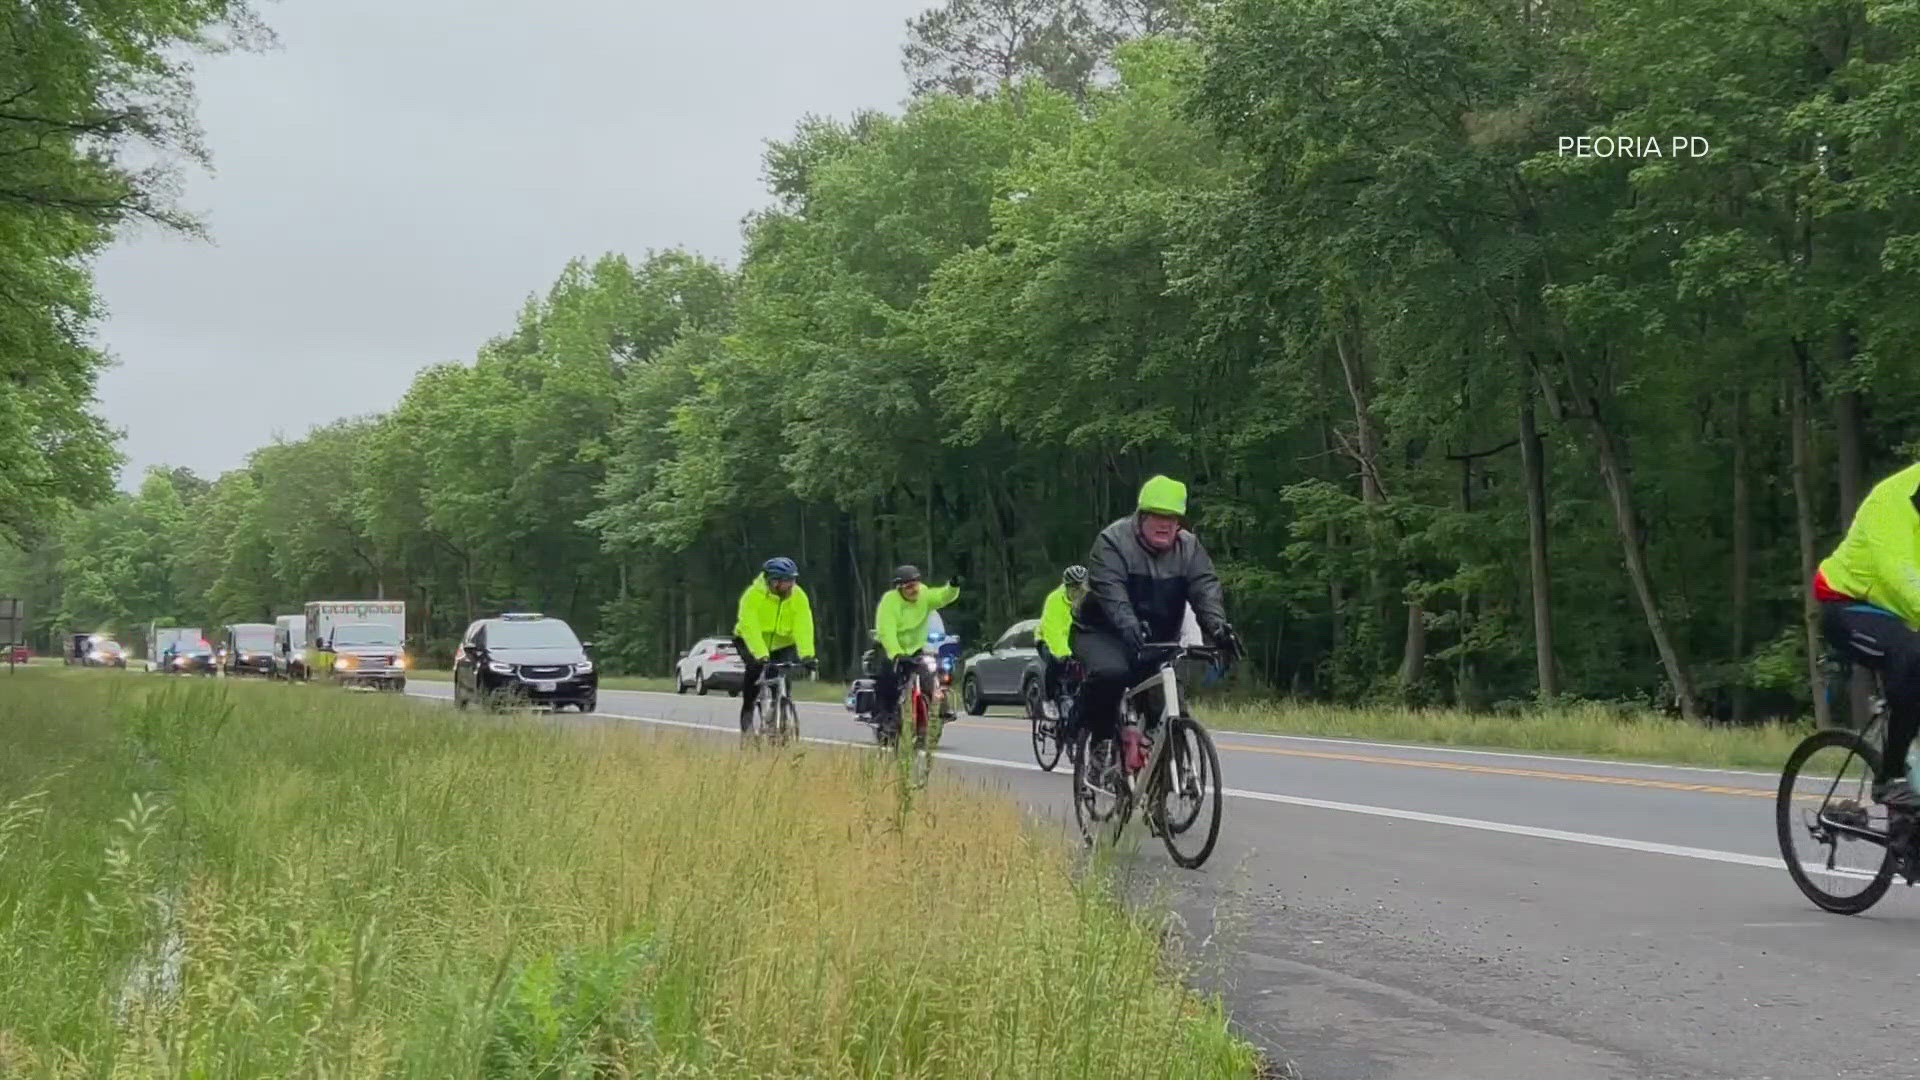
top-left (1071, 475), bottom-right (1239, 782)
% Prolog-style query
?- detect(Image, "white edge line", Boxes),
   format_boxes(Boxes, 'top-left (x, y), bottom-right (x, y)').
top-left (516, 683), bottom-right (1786, 780)
top-left (404, 688), bottom-right (1821, 876)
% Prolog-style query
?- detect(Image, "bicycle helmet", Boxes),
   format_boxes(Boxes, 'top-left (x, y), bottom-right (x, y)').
top-left (1062, 564), bottom-right (1088, 587)
top-left (892, 564), bottom-right (922, 585)
top-left (763, 556), bottom-right (798, 580)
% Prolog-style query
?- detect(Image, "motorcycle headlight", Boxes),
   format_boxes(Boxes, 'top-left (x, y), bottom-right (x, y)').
top-left (487, 661), bottom-right (513, 675)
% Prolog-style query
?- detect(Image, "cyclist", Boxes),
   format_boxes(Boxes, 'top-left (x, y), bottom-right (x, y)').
top-left (873, 565), bottom-right (960, 743)
top-left (732, 557), bottom-right (817, 733)
top-left (1814, 461), bottom-right (1920, 811)
top-left (1037, 564), bottom-right (1089, 720)
top-left (1071, 475), bottom-right (1239, 783)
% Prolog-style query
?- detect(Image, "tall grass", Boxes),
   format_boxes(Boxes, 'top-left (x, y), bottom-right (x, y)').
top-left (0, 670), bottom-right (1261, 1077)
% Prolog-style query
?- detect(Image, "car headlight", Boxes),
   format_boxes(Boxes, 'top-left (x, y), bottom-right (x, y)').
top-left (334, 658), bottom-right (350, 671)
top-left (487, 661), bottom-right (513, 675)
top-left (575, 660), bottom-right (594, 674)
top-left (172, 658), bottom-right (185, 668)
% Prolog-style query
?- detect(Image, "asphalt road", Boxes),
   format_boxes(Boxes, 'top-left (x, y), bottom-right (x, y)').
top-left (403, 680), bottom-right (1918, 1080)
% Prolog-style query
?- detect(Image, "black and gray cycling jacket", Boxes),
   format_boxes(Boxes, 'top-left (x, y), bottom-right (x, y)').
top-left (1073, 514), bottom-right (1227, 645)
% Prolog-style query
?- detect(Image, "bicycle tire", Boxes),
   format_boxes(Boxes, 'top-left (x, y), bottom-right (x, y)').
top-left (1072, 728), bottom-right (1131, 847)
top-left (1032, 713), bottom-right (1062, 772)
top-left (1776, 727), bottom-right (1897, 915)
top-left (779, 687), bottom-right (800, 745)
top-left (1157, 716), bottom-right (1223, 869)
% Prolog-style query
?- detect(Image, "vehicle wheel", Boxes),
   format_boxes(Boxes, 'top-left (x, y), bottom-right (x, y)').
top-left (675, 674), bottom-right (688, 694)
top-left (581, 696), bottom-right (598, 714)
top-left (962, 674), bottom-right (986, 716)
top-left (1022, 676), bottom-right (1045, 721)
top-left (694, 670), bottom-right (708, 695)
top-left (454, 683), bottom-right (469, 710)
top-left (1778, 727), bottom-right (1897, 915)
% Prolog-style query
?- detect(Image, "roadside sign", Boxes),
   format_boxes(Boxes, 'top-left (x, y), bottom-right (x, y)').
top-left (0, 598), bottom-right (23, 671)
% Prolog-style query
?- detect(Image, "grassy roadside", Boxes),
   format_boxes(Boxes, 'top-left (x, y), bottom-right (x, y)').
top-left (1195, 699), bottom-right (1810, 772)
top-left (0, 669), bottom-right (1263, 1077)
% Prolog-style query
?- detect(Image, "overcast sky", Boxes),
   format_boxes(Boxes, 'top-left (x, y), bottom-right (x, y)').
top-left (92, 0), bottom-right (921, 488)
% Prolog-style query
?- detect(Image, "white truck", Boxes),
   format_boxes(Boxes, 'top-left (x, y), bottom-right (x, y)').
top-left (304, 600), bottom-right (408, 691)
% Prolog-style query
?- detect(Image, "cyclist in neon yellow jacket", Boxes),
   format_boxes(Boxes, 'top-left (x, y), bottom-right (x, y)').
top-left (732, 557), bottom-right (816, 733)
top-left (1815, 460), bottom-right (1920, 809)
top-left (872, 564), bottom-right (959, 741)
top-left (1037, 565), bottom-right (1088, 719)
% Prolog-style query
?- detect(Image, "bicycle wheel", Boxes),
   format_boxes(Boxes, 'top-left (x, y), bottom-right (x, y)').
top-left (780, 694), bottom-right (800, 745)
top-left (1032, 712), bottom-right (1062, 772)
top-left (1072, 729), bottom-right (1131, 847)
top-left (1156, 716), bottom-right (1223, 869)
top-left (1776, 727), bottom-right (1897, 915)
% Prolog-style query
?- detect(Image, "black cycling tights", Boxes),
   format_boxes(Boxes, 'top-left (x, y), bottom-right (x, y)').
top-left (1822, 602), bottom-right (1920, 781)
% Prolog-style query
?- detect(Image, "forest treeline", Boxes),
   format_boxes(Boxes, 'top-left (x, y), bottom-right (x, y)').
top-left (10, 0), bottom-right (1920, 723)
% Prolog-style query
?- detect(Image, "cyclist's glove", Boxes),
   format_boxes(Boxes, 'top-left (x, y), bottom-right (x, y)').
top-left (1121, 624), bottom-right (1147, 656)
top-left (1206, 621), bottom-right (1241, 660)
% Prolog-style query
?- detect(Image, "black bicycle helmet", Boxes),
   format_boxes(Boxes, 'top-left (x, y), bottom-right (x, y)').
top-left (892, 564), bottom-right (922, 585)
top-left (1062, 564), bottom-right (1088, 587)
top-left (763, 556), bottom-right (798, 580)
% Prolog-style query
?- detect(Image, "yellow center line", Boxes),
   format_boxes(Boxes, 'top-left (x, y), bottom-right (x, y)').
top-left (942, 718), bottom-right (1812, 800)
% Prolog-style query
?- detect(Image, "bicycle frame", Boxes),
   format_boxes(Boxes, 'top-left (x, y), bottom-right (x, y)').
top-left (753, 661), bottom-right (801, 739)
top-left (1119, 644), bottom-right (1213, 800)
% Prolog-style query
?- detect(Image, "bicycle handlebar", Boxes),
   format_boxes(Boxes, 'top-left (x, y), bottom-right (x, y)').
top-left (1139, 642), bottom-right (1226, 661)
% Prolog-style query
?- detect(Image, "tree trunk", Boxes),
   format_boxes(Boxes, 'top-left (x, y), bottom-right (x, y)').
top-left (1539, 351), bottom-right (1698, 718)
top-left (1790, 354), bottom-right (1831, 727)
top-left (1519, 390), bottom-right (1557, 698)
top-left (1730, 386), bottom-right (1752, 724)
top-left (1334, 310), bottom-right (1423, 691)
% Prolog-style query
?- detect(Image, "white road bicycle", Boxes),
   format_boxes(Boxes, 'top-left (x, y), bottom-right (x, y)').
top-left (1073, 642), bottom-right (1226, 868)
top-left (746, 659), bottom-right (804, 747)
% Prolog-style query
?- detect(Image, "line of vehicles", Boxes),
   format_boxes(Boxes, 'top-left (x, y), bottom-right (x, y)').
top-left (67, 600), bottom-right (601, 711)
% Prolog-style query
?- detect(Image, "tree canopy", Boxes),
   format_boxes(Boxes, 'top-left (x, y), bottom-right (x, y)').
top-left (12, 0), bottom-right (1920, 724)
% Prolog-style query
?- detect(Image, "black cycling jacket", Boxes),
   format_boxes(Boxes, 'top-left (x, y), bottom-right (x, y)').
top-left (1074, 514), bottom-right (1227, 645)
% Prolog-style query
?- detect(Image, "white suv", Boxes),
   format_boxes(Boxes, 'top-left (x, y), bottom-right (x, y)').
top-left (675, 637), bottom-right (745, 696)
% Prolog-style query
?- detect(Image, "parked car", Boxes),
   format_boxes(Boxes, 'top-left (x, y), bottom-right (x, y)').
top-left (452, 612), bottom-right (597, 712)
top-left (9, 645), bottom-right (30, 664)
top-left (960, 618), bottom-right (1044, 716)
top-left (220, 623), bottom-right (277, 677)
top-left (674, 637), bottom-right (745, 696)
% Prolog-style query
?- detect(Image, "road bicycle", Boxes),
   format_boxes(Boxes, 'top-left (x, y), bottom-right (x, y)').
top-left (867, 653), bottom-right (941, 783)
top-left (1031, 657), bottom-right (1083, 773)
top-left (1776, 648), bottom-right (1910, 914)
top-left (745, 659), bottom-right (804, 747)
top-left (1073, 642), bottom-right (1226, 869)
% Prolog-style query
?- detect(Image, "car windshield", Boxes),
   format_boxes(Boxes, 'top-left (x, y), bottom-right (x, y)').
top-left (232, 628), bottom-right (274, 650)
top-left (332, 624), bottom-right (400, 648)
top-left (488, 620), bottom-right (579, 650)
top-left (95, 639), bottom-right (121, 652)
